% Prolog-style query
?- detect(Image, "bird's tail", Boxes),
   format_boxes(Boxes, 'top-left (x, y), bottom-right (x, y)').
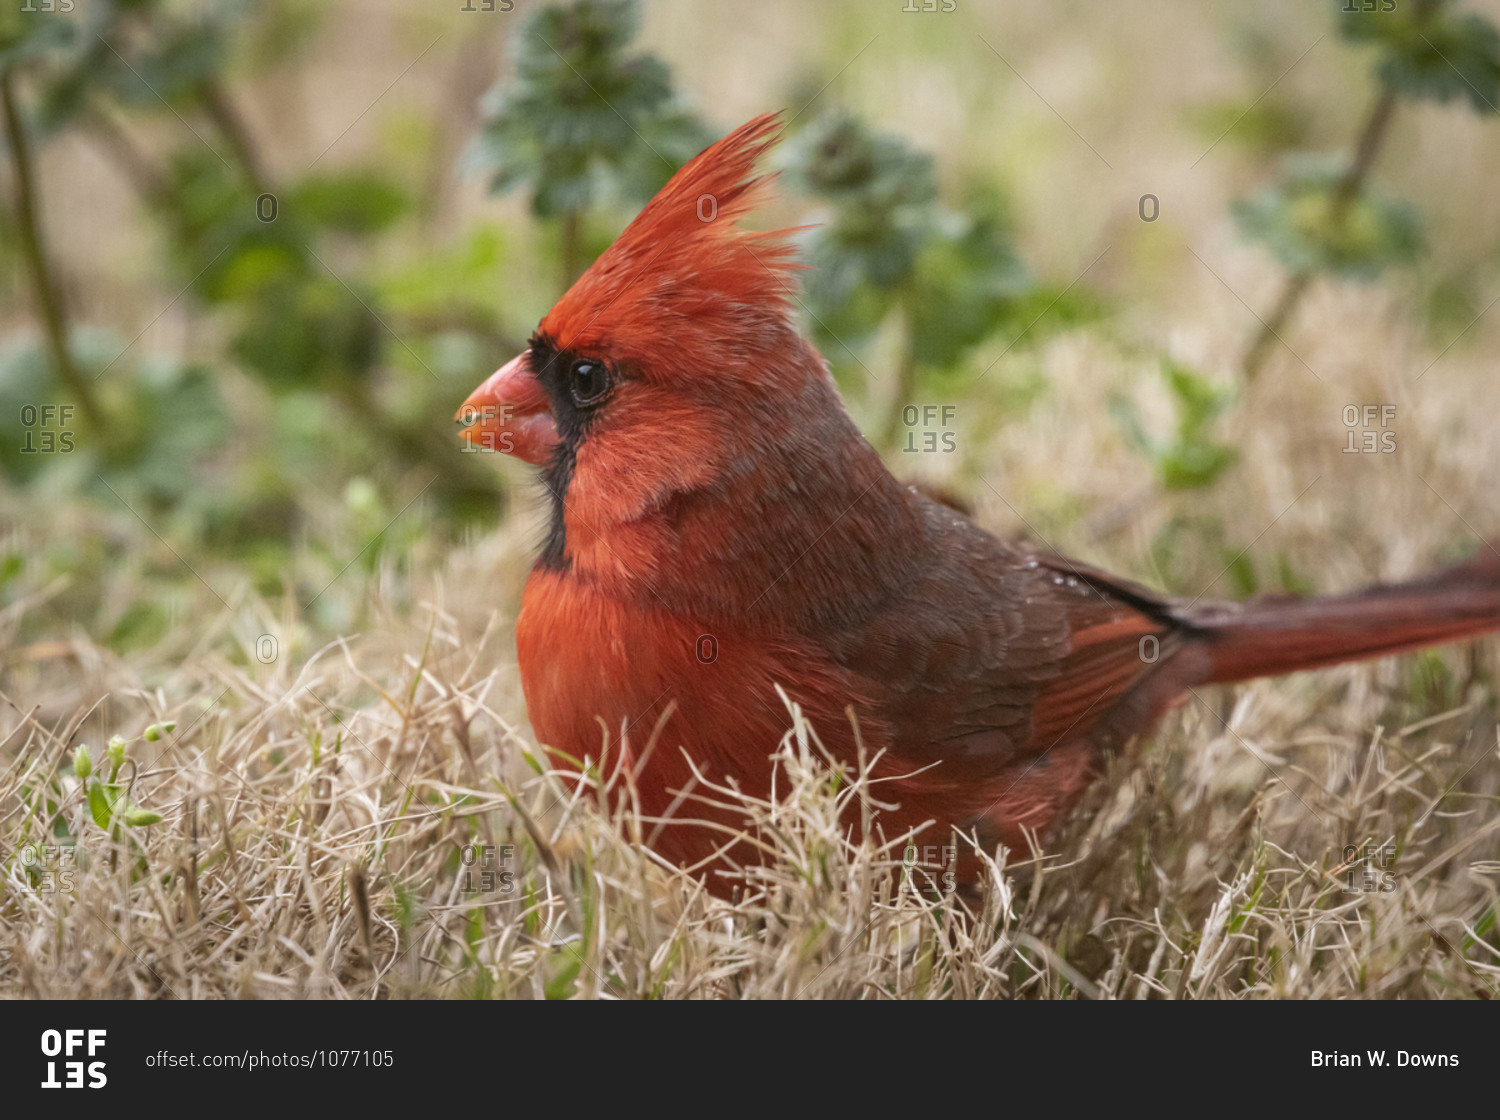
top-left (1190, 547), bottom-right (1500, 685)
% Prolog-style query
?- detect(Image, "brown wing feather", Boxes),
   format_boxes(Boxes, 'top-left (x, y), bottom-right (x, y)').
top-left (829, 498), bottom-right (1189, 771)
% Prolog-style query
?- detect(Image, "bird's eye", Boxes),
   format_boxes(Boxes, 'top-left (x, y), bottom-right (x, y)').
top-left (569, 359), bottom-right (611, 406)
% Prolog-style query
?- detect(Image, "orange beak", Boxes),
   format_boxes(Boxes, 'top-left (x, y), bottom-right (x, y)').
top-left (456, 352), bottom-right (560, 466)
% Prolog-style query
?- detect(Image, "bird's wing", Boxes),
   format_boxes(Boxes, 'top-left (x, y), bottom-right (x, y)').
top-left (829, 500), bottom-right (1190, 769)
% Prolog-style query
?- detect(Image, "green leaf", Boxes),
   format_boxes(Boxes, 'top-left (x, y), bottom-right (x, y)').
top-left (213, 243), bottom-right (307, 300)
top-left (1161, 441), bottom-right (1239, 491)
top-left (88, 11), bottom-right (234, 112)
top-left (87, 779), bottom-right (116, 830)
top-left (1186, 97), bottom-right (1307, 154)
top-left (1381, 13), bottom-right (1500, 112)
top-left (378, 224), bottom-right (509, 322)
top-left (465, 904), bottom-right (485, 951)
top-left (392, 880), bottom-right (416, 935)
top-left (544, 950), bottom-right (583, 1000)
top-left (123, 808), bottom-right (163, 827)
top-left (1223, 546), bottom-right (1259, 599)
top-left (789, 113), bottom-right (1048, 380)
top-left (1232, 156), bottom-right (1420, 279)
top-left (1113, 360), bottom-right (1239, 491)
top-left (73, 744), bottom-right (92, 781)
top-left (907, 213), bottom-right (1031, 369)
top-left (0, 7), bottom-right (75, 70)
top-left (1461, 905), bottom-right (1496, 952)
top-left (1108, 393), bottom-right (1152, 456)
top-left (1339, 0), bottom-right (1500, 113)
top-left (229, 277), bottom-right (381, 389)
top-left (291, 172), bottom-right (408, 234)
top-left (469, 0), bottom-right (711, 217)
top-left (104, 600), bottom-right (169, 654)
top-left (790, 113), bottom-right (938, 301)
top-left (1408, 648), bottom-right (1460, 713)
top-left (1166, 361), bottom-right (1233, 428)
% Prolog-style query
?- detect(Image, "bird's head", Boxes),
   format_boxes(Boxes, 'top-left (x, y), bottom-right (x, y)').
top-left (458, 112), bottom-right (909, 612)
top-left (456, 114), bottom-right (833, 526)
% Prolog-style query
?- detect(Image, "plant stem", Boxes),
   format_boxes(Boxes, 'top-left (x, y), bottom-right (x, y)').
top-left (1242, 85), bottom-right (1399, 380)
top-left (883, 337), bottom-right (919, 452)
top-left (1, 69), bottom-right (105, 432)
top-left (1332, 86), bottom-right (1399, 215)
top-left (1240, 269), bottom-right (1313, 383)
top-left (197, 78), bottom-right (268, 195)
top-left (84, 107), bottom-right (170, 200)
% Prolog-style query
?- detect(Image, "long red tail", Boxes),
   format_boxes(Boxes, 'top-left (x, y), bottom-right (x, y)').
top-left (1189, 547), bottom-right (1500, 685)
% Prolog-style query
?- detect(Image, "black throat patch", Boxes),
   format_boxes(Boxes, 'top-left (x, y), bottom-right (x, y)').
top-left (529, 334), bottom-right (601, 572)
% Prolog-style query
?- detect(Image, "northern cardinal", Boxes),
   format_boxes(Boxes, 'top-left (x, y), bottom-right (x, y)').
top-left (460, 114), bottom-right (1500, 894)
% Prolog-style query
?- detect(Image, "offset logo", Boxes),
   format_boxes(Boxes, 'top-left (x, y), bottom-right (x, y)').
top-left (16, 843), bottom-right (78, 893)
top-left (902, 843), bottom-right (958, 894)
top-left (18, 404), bottom-right (77, 454)
top-left (1341, 843), bottom-right (1397, 894)
top-left (459, 843), bottom-right (516, 894)
top-left (40, 1029), bottom-right (106, 1089)
top-left (900, 405), bottom-right (958, 454)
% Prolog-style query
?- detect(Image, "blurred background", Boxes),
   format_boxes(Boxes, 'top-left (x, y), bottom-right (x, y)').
top-left (4, 0), bottom-right (1500, 714)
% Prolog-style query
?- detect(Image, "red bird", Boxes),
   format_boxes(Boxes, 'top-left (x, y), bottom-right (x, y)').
top-left (460, 114), bottom-right (1500, 894)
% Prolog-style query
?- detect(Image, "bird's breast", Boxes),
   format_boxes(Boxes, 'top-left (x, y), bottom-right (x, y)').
top-left (516, 568), bottom-right (846, 794)
top-left (517, 567), bottom-right (885, 872)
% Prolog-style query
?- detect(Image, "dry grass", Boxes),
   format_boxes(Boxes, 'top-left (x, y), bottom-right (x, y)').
top-left (3, 494), bottom-right (1498, 999)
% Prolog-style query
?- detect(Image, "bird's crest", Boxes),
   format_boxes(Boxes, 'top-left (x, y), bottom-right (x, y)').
top-left (539, 113), bottom-right (803, 366)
